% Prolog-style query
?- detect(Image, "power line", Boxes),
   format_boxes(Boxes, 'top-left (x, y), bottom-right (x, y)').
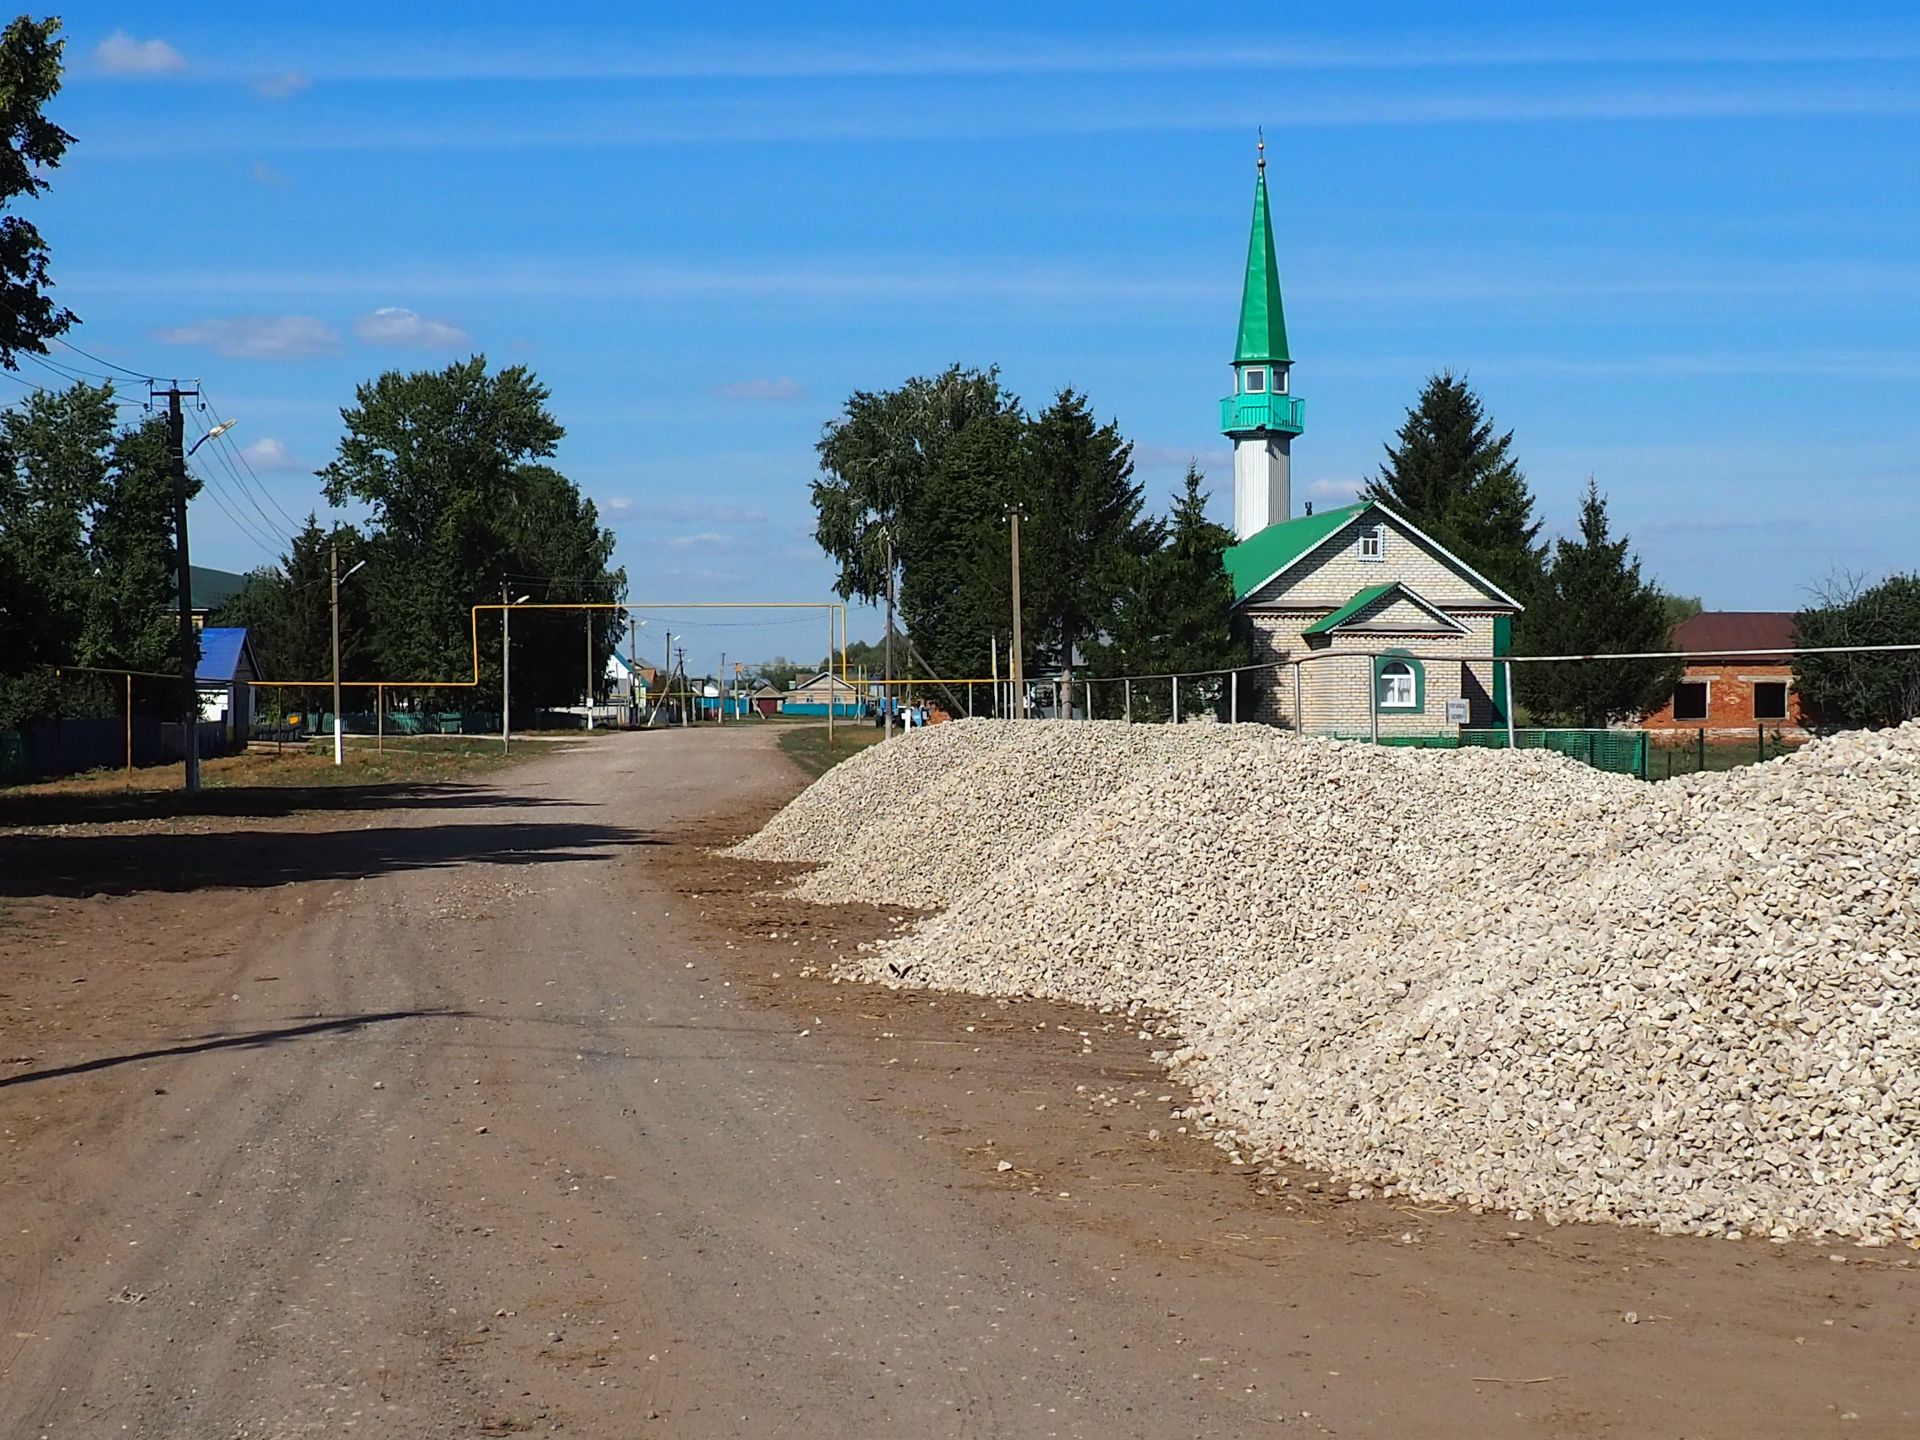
top-left (187, 407), bottom-right (296, 550)
top-left (197, 389), bottom-right (307, 533)
top-left (53, 335), bottom-right (156, 383)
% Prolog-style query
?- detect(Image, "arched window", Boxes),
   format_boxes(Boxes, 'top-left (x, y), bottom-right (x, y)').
top-left (1376, 653), bottom-right (1424, 711)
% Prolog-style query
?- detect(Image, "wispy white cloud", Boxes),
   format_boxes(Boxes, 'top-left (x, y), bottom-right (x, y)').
top-left (251, 70), bottom-right (310, 99)
top-left (126, 31), bottom-right (1920, 85)
top-left (715, 377), bottom-right (807, 402)
top-left (665, 531), bottom-right (743, 552)
top-left (1306, 477), bottom-right (1365, 504)
top-left (601, 497), bottom-right (770, 525)
top-left (250, 160), bottom-right (290, 187)
top-left (152, 314), bottom-right (339, 359)
top-left (73, 79), bottom-right (1920, 160)
top-left (238, 437), bottom-right (305, 471)
top-left (353, 306), bottom-right (470, 348)
top-left (94, 29), bottom-right (187, 76)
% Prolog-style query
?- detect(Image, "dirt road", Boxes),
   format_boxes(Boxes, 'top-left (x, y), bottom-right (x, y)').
top-left (3, 728), bottom-right (1917, 1437)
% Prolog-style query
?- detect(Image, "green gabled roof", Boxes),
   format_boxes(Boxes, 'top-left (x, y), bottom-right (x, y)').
top-left (1300, 583), bottom-right (1398, 637)
top-left (1234, 164), bottom-right (1290, 365)
top-left (1300, 581), bottom-right (1470, 637)
top-left (1223, 500), bottom-right (1372, 603)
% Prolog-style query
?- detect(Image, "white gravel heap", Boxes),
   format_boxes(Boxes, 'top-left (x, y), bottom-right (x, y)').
top-left (743, 719), bottom-right (1920, 1242)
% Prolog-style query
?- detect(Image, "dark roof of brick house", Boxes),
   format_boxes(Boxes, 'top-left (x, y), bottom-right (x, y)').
top-left (1671, 611), bottom-right (1796, 660)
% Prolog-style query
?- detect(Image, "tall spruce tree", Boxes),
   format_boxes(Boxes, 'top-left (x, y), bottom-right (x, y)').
top-left (1097, 465), bottom-right (1246, 720)
top-left (1519, 480), bottom-right (1677, 726)
top-left (1364, 371), bottom-right (1545, 605)
top-left (211, 517), bottom-right (372, 685)
top-left (1023, 389), bottom-right (1154, 693)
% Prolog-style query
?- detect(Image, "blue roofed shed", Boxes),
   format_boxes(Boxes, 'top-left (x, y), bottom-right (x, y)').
top-left (195, 626), bottom-right (260, 751)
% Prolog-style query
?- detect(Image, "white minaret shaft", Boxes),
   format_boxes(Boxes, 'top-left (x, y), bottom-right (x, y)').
top-left (1233, 433), bottom-right (1291, 540)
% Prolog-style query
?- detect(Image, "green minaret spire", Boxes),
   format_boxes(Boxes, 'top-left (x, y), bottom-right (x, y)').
top-left (1234, 134), bottom-right (1290, 365)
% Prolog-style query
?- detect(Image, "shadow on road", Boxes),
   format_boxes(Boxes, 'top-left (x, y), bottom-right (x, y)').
top-left (0, 782), bottom-right (577, 830)
top-left (0, 818), bottom-right (655, 900)
top-left (0, 1009), bottom-right (472, 1089)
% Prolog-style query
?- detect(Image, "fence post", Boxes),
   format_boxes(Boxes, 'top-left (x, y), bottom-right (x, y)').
top-left (1293, 662), bottom-right (1302, 734)
top-left (1503, 659), bottom-right (1516, 748)
top-left (1756, 723), bottom-right (1763, 764)
top-left (1171, 674), bottom-right (1179, 724)
top-left (125, 672), bottom-right (132, 785)
top-left (1230, 670), bottom-right (1238, 724)
top-left (1697, 727), bottom-right (1705, 773)
top-left (1369, 655), bottom-right (1379, 744)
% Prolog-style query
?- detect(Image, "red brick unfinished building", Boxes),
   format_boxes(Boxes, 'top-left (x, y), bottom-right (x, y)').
top-left (1641, 611), bottom-right (1811, 738)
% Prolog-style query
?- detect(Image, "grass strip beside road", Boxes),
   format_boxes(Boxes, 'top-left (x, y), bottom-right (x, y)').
top-left (0, 736), bottom-right (577, 829)
top-left (778, 723), bottom-right (887, 780)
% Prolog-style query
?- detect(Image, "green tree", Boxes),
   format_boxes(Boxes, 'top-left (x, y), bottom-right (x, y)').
top-left (1518, 480), bottom-right (1678, 726)
top-left (1364, 371), bottom-right (1546, 606)
top-left (0, 379), bottom-right (113, 723)
top-left (75, 415), bottom-right (200, 721)
top-left (1023, 388), bottom-right (1155, 692)
top-left (1095, 465), bottom-right (1247, 720)
top-left (0, 16), bottom-right (75, 368)
top-left (211, 516), bottom-right (373, 685)
top-left (1793, 572), bottom-right (1920, 728)
top-left (320, 356), bottom-right (624, 708)
top-left (813, 366), bottom-right (1027, 683)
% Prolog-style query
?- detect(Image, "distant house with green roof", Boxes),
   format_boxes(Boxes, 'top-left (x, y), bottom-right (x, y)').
top-left (1216, 141), bottom-right (1519, 734)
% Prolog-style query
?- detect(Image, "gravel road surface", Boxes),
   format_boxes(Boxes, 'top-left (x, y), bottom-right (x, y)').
top-left (2, 727), bottom-right (1916, 1438)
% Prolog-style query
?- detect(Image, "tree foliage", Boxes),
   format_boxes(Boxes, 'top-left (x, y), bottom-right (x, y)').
top-left (1091, 465), bottom-right (1248, 719)
top-left (1793, 572), bottom-right (1920, 728)
top-left (0, 385), bottom-right (195, 728)
top-left (0, 15), bottom-right (74, 368)
top-left (1518, 480), bottom-right (1678, 726)
top-left (1364, 371), bottom-right (1545, 606)
top-left (813, 369), bottom-right (1209, 693)
top-left (319, 356), bottom-right (624, 709)
top-left (211, 517), bottom-right (372, 683)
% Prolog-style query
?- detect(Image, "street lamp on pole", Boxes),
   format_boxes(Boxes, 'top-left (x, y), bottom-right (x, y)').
top-left (330, 546), bottom-right (367, 766)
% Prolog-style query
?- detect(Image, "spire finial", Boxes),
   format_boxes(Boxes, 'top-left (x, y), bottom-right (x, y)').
top-left (1256, 127), bottom-right (1265, 173)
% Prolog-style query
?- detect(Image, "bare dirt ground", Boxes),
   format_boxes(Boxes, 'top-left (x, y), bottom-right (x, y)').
top-left (1, 726), bottom-right (1916, 1438)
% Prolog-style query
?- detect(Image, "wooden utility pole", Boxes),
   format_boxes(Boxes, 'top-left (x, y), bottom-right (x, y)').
top-left (160, 383), bottom-right (201, 791)
top-left (1007, 507), bottom-right (1025, 719)
top-left (883, 527), bottom-right (895, 739)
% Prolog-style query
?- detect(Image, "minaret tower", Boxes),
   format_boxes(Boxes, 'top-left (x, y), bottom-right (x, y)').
top-left (1220, 133), bottom-right (1303, 540)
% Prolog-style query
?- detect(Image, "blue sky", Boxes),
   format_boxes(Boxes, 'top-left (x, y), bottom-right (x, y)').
top-left (32, 2), bottom-right (1920, 668)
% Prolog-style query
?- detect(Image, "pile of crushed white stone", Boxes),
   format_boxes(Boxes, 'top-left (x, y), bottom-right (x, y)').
top-left (732, 718), bottom-right (1920, 1242)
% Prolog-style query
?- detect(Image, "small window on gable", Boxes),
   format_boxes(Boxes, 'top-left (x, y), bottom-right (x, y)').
top-left (1358, 525), bottom-right (1384, 561)
top-left (1753, 681), bottom-right (1789, 721)
top-left (1672, 680), bottom-right (1709, 722)
top-left (1243, 367), bottom-right (1267, 394)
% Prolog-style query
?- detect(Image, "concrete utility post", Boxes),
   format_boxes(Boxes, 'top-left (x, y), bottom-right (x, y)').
top-left (585, 613), bottom-right (595, 731)
top-left (330, 542), bottom-right (344, 765)
top-left (501, 584), bottom-right (511, 754)
top-left (160, 384), bottom-right (201, 792)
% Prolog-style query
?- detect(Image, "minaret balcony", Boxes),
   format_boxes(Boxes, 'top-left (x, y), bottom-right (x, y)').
top-left (1220, 391), bottom-right (1305, 437)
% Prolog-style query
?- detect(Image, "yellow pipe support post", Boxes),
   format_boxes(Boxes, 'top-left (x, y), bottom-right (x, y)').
top-left (826, 608), bottom-right (836, 750)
